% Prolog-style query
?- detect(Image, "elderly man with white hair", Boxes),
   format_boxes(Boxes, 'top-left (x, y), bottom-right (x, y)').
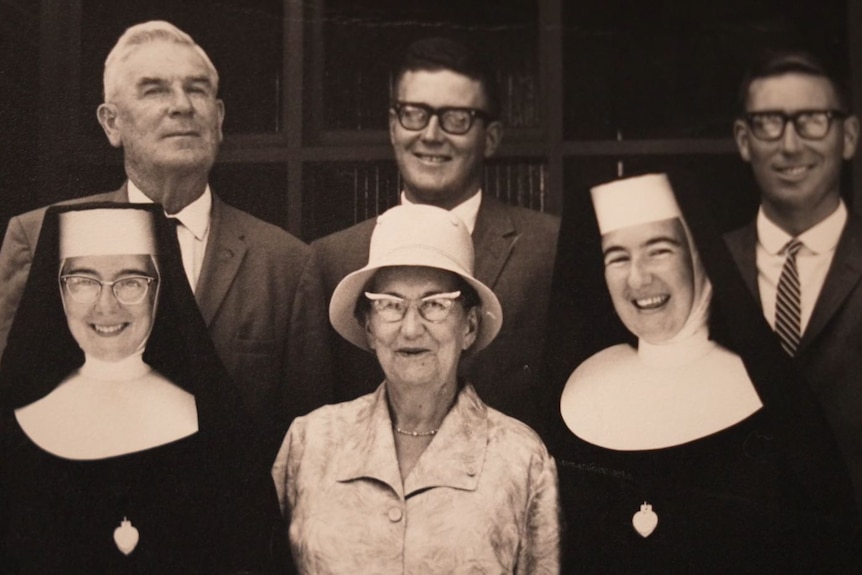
top-left (0, 20), bottom-right (331, 469)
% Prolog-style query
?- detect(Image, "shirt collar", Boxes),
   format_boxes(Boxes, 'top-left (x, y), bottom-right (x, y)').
top-left (127, 180), bottom-right (212, 241)
top-left (756, 200), bottom-right (847, 255)
top-left (335, 382), bottom-right (488, 496)
top-left (400, 190), bottom-right (482, 234)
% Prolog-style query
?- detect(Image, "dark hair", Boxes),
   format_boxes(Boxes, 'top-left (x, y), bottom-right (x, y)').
top-left (391, 37), bottom-right (500, 121)
top-left (737, 49), bottom-right (851, 115)
top-left (353, 268), bottom-right (481, 325)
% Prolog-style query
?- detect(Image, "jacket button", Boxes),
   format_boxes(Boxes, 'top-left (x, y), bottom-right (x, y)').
top-left (388, 508), bottom-right (403, 522)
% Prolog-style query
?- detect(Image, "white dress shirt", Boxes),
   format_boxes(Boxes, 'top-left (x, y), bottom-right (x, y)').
top-left (755, 201), bottom-right (846, 334)
top-left (400, 190), bottom-right (482, 234)
top-left (127, 182), bottom-right (212, 293)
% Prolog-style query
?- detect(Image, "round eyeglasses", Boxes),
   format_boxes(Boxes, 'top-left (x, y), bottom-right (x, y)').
top-left (364, 290), bottom-right (462, 323)
top-left (392, 102), bottom-right (491, 135)
top-left (60, 275), bottom-right (157, 305)
top-left (744, 109), bottom-right (848, 141)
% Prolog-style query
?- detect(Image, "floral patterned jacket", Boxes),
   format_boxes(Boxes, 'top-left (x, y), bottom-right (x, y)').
top-left (271, 383), bottom-right (560, 574)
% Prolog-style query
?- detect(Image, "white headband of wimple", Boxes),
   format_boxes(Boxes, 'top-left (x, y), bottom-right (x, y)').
top-left (59, 209), bottom-right (157, 258)
top-left (591, 173), bottom-right (681, 234)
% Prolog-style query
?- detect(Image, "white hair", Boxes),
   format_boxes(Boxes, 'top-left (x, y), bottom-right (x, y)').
top-left (102, 20), bottom-right (219, 102)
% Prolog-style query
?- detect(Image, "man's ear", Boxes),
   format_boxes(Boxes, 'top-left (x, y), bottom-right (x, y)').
top-left (388, 107), bottom-right (399, 146)
top-left (733, 119), bottom-right (752, 162)
top-left (97, 103), bottom-right (123, 149)
top-left (216, 99), bottom-right (226, 144)
top-left (842, 114), bottom-right (859, 160)
top-left (483, 120), bottom-right (503, 158)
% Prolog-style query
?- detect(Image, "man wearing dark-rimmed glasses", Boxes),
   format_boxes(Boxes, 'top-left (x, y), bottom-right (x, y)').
top-left (724, 49), bottom-right (862, 516)
top-left (312, 37), bottom-right (559, 430)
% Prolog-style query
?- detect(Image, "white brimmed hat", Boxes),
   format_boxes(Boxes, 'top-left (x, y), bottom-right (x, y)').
top-left (590, 173), bottom-right (681, 234)
top-left (329, 204), bottom-right (503, 353)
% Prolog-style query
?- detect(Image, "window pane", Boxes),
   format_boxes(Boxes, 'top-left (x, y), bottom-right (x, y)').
top-left (303, 161), bottom-right (402, 240)
top-left (562, 1), bottom-right (848, 140)
top-left (563, 155), bottom-right (759, 233)
top-left (0, 0), bottom-right (40, 233)
top-left (210, 163), bottom-right (288, 229)
top-left (483, 159), bottom-right (550, 212)
top-left (315, 0), bottom-right (539, 131)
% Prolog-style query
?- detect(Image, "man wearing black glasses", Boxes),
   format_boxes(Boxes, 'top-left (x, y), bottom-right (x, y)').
top-left (312, 37), bottom-right (559, 430)
top-left (724, 50), bottom-right (862, 515)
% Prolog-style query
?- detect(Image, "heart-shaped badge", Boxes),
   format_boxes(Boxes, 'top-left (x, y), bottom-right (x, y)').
top-left (113, 517), bottom-right (140, 555)
top-left (632, 502), bottom-right (658, 538)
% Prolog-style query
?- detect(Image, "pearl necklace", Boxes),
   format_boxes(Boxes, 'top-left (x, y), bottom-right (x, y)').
top-left (393, 425), bottom-right (438, 437)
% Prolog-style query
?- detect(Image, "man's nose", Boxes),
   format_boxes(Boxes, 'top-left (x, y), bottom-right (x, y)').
top-left (420, 114), bottom-right (445, 142)
top-left (168, 86), bottom-right (194, 114)
top-left (780, 121), bottom-right (804, 154)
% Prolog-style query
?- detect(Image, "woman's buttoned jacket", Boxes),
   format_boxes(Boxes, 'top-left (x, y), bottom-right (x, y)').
top-left (272, 383), bottom-right (560, 574)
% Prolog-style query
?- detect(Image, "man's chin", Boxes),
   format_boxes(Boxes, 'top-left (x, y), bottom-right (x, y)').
top-left (404, 184), bottom-right (478, 208)
top-left (153, 150), bottom-right (217, 171)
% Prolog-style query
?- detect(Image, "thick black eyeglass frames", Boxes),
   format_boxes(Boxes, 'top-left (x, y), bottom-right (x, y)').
top-left (744, 109), bottom-right (848, 141)
top-left (392, 102), bottom-right (493, 135)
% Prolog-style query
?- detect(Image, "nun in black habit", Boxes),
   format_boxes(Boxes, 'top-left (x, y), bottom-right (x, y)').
top-left (0, 203), bottom-right (277, 574)
top-left (542, 172), bottom-right (861, 573)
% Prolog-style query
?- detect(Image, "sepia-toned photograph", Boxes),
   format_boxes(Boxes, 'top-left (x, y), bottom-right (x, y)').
top-left (1, 1), bottom-right (861, 572)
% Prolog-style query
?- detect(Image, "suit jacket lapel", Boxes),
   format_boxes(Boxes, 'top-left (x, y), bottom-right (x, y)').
top-left (724, 221), bottom-right (761, 306)
top-left (471, 196), bottom-right (518, 288)
top-left (799, 215), bottom-right (862, 350)
top-left (195, 195), bottom-right (248, 326)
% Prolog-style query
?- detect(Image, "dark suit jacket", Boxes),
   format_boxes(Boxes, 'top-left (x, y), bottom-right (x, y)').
top-left (0, 185), bottom-right (332, 463)
top-left (725, 214), bottom-right (862, 514)
top-left (312, 195), bottom-right (560, 430)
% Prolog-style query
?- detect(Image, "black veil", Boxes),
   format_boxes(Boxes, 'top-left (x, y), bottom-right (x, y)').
top-left (541, 169), bottom-right (858, 541)
top-left (0, 202), bottom-right (277, 571)
top-left (0, 202), bottom-right (239, 429)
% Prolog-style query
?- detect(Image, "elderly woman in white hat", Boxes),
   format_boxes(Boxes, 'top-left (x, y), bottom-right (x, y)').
top-left (0, 203), bottom-right (273, 572)
top-left (550, 174), bottom-right (860, 572)
top-left (272, 204), bottom-right (560, 574)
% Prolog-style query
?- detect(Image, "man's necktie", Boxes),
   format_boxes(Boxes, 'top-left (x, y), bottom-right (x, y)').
top-left (170, 217), bottom-right (197, 293)
top-left (775, 238), bottom-right (803, 356)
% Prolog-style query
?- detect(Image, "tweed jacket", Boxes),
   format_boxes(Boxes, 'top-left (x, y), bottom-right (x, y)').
top-left (0, 185), bottom-right (332, 462)
top-left (311, 195), bottom-right (560, 430)
top-left (272, 382), bottom-right (560, 574)
top-left (724, 213), bottom-right (862, 514)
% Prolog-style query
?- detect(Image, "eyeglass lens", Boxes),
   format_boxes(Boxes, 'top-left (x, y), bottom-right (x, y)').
top-left (63, 276), bottom-right (154, 305)
top-left (366, 291), bottom-right (461, 322)
top-left (396, 104), bottom-right (478, 135)
top-left (747, 111), bottom-right (842, 140)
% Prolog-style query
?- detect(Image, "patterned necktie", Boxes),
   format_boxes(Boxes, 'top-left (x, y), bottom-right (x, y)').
top-left (775, 238), bottom-right (804, 356)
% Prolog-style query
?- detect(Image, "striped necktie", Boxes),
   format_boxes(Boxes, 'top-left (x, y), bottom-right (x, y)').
top-left (775, 238), bottom-right (803, 356)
